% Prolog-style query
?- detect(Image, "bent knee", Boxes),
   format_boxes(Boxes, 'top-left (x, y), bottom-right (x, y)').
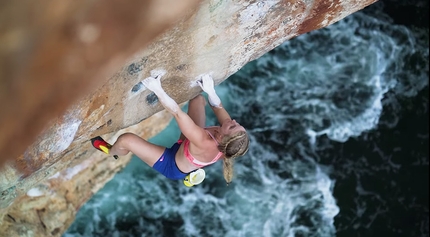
top-left (116, 132), bottom-right (138, 145)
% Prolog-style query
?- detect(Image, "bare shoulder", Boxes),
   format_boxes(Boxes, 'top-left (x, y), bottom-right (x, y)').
top-left (190, 132), bottom-right (213, 150)
top-left (187, 133), bottom-right (220, 162)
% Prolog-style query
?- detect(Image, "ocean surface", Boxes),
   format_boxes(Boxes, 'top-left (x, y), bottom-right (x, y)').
top-left (64, 1), bottom-right (429, 237)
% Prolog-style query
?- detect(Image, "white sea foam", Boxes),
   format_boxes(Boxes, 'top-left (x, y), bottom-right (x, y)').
top-left (64, 3), bottom-right (428, 237)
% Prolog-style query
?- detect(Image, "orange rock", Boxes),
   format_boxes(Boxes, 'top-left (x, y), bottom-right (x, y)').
top-left (0, 0), bottom-right (377, 235)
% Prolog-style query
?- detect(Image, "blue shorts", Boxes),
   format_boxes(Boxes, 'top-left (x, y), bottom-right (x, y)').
top-left (152, 142), bottom-right (187, 180)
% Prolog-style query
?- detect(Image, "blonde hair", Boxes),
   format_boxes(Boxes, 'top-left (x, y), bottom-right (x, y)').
top-left (218, 131), bottom-right (250, 184)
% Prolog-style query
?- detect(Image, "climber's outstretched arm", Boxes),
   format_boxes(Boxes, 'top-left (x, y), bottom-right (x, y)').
top-left (143, 75), bottom-right (181, 115)
top-left (142, 75), bottom-right (207, 145)
top-left (197, 74), bottom-right (231, 125)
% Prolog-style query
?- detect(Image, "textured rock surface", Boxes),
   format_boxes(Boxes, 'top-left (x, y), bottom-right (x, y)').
top-left (0, 112), bottom-right (172, 237)
top-left (0, 0), bottom-right (201, 167)
top-left (0, 0), bottom-right (377, 236)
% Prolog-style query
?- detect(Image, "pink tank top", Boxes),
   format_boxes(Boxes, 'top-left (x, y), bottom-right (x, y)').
top-left (183, 129), bottom-right (223, 168)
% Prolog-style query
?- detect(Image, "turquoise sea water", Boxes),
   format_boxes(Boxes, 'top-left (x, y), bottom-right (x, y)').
top-left (65, 2), bottom-right (428, 237)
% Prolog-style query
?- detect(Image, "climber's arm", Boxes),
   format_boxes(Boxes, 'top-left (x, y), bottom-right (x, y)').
top-left (142, 76), bottom-right (207, 144)
top-left (209, 104), bottom-right (231, 125)
top-left (197, 74), bottom-right (232, 125)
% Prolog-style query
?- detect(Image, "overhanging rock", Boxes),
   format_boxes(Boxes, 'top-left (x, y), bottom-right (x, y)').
top-left (0, 0), bottom-right (377, 236)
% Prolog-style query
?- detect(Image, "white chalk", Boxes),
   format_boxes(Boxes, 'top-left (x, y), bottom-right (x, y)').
top-left (27, 188), bottom-right (44, 197)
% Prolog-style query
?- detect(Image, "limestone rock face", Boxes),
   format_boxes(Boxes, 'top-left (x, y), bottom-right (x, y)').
top-left (0, 0), bottom-right (376, 236)
top-left (0, 112), bottom-right (173, 237)
top-left (0, 0), bottom-right (201, 167)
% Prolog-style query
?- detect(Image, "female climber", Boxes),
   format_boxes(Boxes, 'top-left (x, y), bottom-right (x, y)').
top-left (91, 74), bottom-right (249, 185)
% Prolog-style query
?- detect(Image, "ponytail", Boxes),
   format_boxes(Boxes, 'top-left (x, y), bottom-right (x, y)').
top-left (218, 131), bottom-right (249, 184)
